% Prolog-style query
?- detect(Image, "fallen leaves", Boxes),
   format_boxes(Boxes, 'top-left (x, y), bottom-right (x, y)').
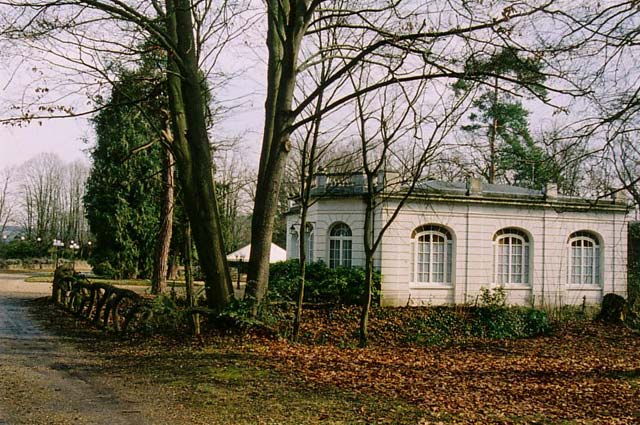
top-left (32, 297), bottom-right (640, 424)
top-left (247, 316), bottom-right (640, 424)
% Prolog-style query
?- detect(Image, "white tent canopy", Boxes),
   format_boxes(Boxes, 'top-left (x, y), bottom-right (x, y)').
top-left (226, 243), bottom-right (287, 263)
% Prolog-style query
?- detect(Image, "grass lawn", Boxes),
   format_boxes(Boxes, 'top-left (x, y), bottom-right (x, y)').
top-left (31, 299), bottom-right (640, 424)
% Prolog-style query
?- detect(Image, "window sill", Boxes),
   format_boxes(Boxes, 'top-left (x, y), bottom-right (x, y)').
top-left (567, 285), bottom-right (602, 291)
top-left (409, 283), bottom-right (454, 290)
top-left (492, 284), bottom-right (531, 290)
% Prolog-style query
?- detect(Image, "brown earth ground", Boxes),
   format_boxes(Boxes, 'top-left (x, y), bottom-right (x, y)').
top-left (1, 273), bottom-right (639, 424)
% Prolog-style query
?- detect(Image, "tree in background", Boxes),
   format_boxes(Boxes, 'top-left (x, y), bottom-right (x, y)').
top-left (59, 160), bottom-right (90, 244)
top-left (0, 168), bottom-right (13, 236)
top-left (84, 66), bottom-right (163, 279)
top-left (16, 153), bottom-right (90, 251)
top-left (454, 48), bottom-right (559, 189)
top-left (19, 153), bottom-right (64, 243)
top-left (214, 149), bottom-right (255, 253)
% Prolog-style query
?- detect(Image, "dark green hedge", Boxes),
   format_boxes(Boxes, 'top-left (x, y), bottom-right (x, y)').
top-left (269, 260), bottom-right (381, 305)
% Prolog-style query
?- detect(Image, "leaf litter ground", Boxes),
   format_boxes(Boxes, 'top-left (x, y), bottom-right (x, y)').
top-left (29, 300), bottom-right (640, 424)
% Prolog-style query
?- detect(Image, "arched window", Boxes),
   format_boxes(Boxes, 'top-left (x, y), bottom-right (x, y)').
top-left (289, 229), bottom-right (299, 259)
top-left (494, 228), bottom-right (530, 285)
top-left (329, 223), bottom-right (352, 268)
top-left (568, 231), bottom-right (600, 285)
top-left (411, 225), bottom-right (453, 284)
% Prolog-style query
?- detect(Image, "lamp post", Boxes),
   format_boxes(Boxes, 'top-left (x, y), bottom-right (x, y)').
top-left (69, 241), bottom-right (80, 271)
top-left (235, 255), bottom-right (241, 289)
top-left (52, 239), bottom-right (64, 268)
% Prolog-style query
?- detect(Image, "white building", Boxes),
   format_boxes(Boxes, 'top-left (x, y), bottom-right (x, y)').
top-left (286, 173), bottom-right (630, 307)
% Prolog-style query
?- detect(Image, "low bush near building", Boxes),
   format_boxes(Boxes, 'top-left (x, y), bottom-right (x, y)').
top-left (268, 260), bottom-right (381, 305)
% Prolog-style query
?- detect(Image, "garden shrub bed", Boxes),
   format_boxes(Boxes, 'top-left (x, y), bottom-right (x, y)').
top-left (268, 259), bottom-right (380, 305)
top-left (268, 304), bottom-right (551, 347)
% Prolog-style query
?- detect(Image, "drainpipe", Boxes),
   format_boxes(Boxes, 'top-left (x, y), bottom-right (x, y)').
top-left (612, 211), bottom-right (616, 295)
top-left (542, 208), bottom-right (546, 308)
top-left (464, 204), bottom-right (470, 303)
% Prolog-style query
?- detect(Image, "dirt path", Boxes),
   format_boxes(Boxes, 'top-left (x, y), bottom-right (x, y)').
top-left (0, 273), bottom-right (150, 425)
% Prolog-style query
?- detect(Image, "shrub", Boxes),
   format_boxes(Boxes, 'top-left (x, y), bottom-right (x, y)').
top-left (460, 287), bottom-right (548, 339)
top-left (269, 260), bottom-right (381, 305)
top-left (209, 298), bottom-right (275, 333)
top-left (93, 261), bottom-right (117, 278)
top-left (403, 305), bottom-right (550, 345)
top-left (142, 296), bottom-right (187, 333)
top-left (478, 286), bottom-right (507, 308)
top-left (4, 239), bottom-right (40, 259)
top-left (400, 289), bottom-right (551, 345)
top-left (597, 293), bottom-right (626, 324)
top-left (627, 222), bottom-right (640, 328)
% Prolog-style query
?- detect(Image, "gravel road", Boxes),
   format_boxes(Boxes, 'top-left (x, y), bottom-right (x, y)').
top-left (0, 273), bottom-right (150, 425)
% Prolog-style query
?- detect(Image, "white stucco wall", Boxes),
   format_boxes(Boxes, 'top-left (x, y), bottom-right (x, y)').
top-left (286, 199), bottom-right (383, 268)
top-left (286, 193), bottom-right (629, 308)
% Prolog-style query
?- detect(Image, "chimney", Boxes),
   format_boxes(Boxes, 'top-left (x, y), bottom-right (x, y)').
top-left (612, 190), bottom-right (628, 205)
top-left (385, 171), bottom-right (401, 191)
top-left (376, 170), bottom-right (386, 190)
top-left (353, 173), bottom-right (364, 190)
top-left (315, 173), bottom-right (326, 189)
top-left (545, 183), bottom-right (558, 199)
top-left (466, 177), bottom-right (482, 195)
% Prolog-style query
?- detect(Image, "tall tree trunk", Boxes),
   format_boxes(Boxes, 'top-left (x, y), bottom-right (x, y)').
top-left (359, 253), bottom-right (374, 347)
top-left (489, 76), bottom-right (499, 184)
top-left (167, 255), bottom-right (179, 280)
top-left (292, 207), bottom-right (308, 342)
top-left (183, 219), bottom-right (200, 336)
top-left (359, 193), bottom-right (375, 347)
top-left (165, 0), bottom-right (234, 309)
top-left (151, 145), bottom-right (174, 295)
top-left (245, 0), bottom-right (310, 315)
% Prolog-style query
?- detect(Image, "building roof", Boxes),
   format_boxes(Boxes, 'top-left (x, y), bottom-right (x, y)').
top-left (226, 243), bottom-right (287, 263)
top-left (416, 180), bottom-right (541, 198)
top-left (296, 172), bottom-right (630, 213)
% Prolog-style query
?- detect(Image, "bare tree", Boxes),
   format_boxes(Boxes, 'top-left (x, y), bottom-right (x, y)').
top-left (214, 147), bottom-right (256, 253)
top-left (348, 63), bottom-right (468, 345)
top-left (533, 2), bottom-right (640, 199)
top-left (14, 154), bottom-right (89, 250)
top-left (0, 167), bottom-right (13, 236)
top-left (246, 0), bottom-right (558, 313)
top-left (0, 0), bottom-right (251, 308)
top-left (60, 159), bottom-right (90, 244)
top-left (285, 8), bottom-right (360, 341)
top-left (18, 153), bottom-right (65, 242)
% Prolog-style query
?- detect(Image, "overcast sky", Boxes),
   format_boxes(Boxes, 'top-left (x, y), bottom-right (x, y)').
top-left (0, 117), bottom-right (91, 169)
top-left (0, 63), bottom-right (265, 171)
top-left (0, 15), bottom-right (270, 171)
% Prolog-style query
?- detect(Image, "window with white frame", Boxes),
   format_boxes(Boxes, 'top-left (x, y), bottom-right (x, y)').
top-left (568, 231), bottom-right (600, 285)
top-left (494, 228), bottom-right (530, 285)
top-left (329, 223), bottom-right (352, 268)
top-left (410, 225), bottom-right (453, 284)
